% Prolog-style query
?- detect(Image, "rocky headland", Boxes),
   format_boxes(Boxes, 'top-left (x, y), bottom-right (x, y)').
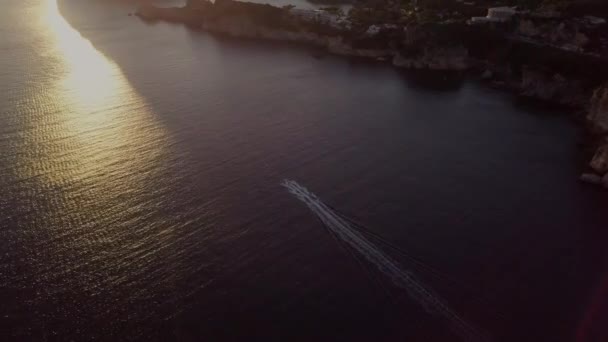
top-left (136, 0), bottom-right (608, 188)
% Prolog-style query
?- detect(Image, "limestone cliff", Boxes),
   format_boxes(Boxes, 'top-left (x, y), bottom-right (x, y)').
top-left (590, 140), bottom-right (608, 175)
top-left (392, 46), bottom-right (469, 71)
top-left (588, 84), bottom-right (608, 133)
top-left (326, 37), bottom-right (390, 58)
top-left (587, 84), bottom-right (608, 183)
top-left (520, 66), bottom-right (588, 107)
top-left (200, 15), bottom-right (320, 43)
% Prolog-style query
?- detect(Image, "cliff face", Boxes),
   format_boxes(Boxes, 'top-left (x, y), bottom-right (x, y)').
top-left (197, 15), bottom-right (390, 58)
top-left (519, 66), bottom-right (589, 107)
top-left (201, 15), bottom-right (319, 43)
top-left (588, 85), bottom-right (608, 133)
top-left (326, 37), bottom-right (390, 58)
top-left (393, 46), bottom-right (469, 71)
top-left (587, 84), bottom-right (608, 182)
top-left (387, 22), bottom-right (474, 71)
top-left (582, 83), bottom-right (608, 187)
top-left (590, 141), bottom-right (608, 174)
top-left (136, 5), bottom-right (201, 24)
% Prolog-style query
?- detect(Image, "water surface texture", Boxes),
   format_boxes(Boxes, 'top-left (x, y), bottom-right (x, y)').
top-left (1, 0), bottom-right (607, 341)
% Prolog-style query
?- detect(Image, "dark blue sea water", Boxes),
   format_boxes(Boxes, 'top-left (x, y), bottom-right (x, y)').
top-left (1, 0), bottom-right (607, 341)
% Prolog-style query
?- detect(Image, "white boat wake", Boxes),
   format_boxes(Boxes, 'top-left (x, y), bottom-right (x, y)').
top-left (282, 179), bottom-right (489, 342)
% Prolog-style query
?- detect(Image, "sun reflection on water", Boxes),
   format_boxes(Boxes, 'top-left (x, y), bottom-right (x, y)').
top-left (6, 1), bottom-right (180, 327)
top-left (32, 0), bottom-right (169, 186)
top-left (20, 0), bottom-right (175, 294)
top-left (43, 0), bottom-right (118, 112)
top-left (20, 0), bottom-right (173, 247)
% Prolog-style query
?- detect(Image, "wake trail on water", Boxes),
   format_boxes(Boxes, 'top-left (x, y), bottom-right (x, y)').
top-left (282, 179), bottom-right (490, 342)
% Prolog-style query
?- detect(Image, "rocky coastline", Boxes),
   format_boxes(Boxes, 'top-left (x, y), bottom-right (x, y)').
top-left (136, 0), bottom-right (608, 188)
